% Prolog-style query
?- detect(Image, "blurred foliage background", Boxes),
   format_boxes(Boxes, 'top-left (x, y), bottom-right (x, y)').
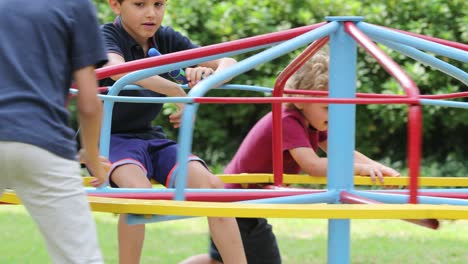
top-left (84, 0), bottom-right (467, 176)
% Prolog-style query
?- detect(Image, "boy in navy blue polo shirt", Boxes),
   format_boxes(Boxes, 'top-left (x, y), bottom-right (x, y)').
top-left (100, 1), bottom-right (246, 263)
top-left (0, 0), bottom-right (108, 263)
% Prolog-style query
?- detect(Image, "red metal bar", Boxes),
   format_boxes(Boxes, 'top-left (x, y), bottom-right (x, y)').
top-left (95, 22), bottom-right (327, 81)
top-left (372, 191), bottom-right (468, 200)
top-left (340, 191), bottom-right (439, 229)
top-left (407, 106), bottom-right (422, 203)
top-left (345, 22), bottom-right (420, 98)
top-left (272, 37), bottom-right (330, 98)
top-left (410, 92), bottom-right (468, 100)
top-left (263, 185), bottom-right (325, 191)
top-left (282, 90), bottom-right (468, 100)
top-left (270, 38), bottom-right (330, 186)
top-left (194, 97), bottom-right (419, 104)
top-left (271, 102), bottom-right (283, 186)
top-left (344, 22), bottom-right (422, 204)
top-left (68, 87), bottom-right (468, 101)
top-left (87, 189), bottom-right (324, 202)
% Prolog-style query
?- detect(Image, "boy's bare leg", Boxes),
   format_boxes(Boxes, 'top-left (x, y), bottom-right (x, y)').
top-left (186, 162), bottom-right (247, 264)
top-left (208, 217), bottom-right (246, 264)
top-left (118, 215), bottom-right (145, 264)
top-left (111, 164), bottom-right (152, 264)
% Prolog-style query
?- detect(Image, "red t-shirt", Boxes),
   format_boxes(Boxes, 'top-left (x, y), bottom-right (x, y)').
top-left (225, 108), bottom-right (327, 176)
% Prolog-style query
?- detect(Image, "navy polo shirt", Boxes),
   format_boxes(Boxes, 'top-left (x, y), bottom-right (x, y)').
top-left (0, 0), bottom-right (108, 160)
top-left (100, 17), bottom-right (199, 134)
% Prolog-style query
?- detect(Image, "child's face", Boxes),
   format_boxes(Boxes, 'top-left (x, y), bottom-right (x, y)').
top-left (109, 0), bottom-right (166, 45)
top-left (299, 102), bottom-right (329, 131)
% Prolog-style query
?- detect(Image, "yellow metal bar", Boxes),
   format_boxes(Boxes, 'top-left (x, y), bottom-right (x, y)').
top-left (280, 175), bottom-right (468, 187)
top-left (0, 191), bottom-right (20, 204)
top-left (217, 174), bottom-right (272, 183)
top-left (212, 174), bottom-right (468, 187)
top-left (2, 191), bottom-right (467, 219)
top-left (83, 175), bottom-right (468, 187)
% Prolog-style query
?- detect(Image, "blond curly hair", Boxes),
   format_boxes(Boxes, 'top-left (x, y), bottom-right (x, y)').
top-left (284, 50), bottom-right (329, 110)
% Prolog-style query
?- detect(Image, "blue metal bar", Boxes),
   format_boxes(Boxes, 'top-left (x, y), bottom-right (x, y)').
top-left (352, 190), bottom-right (468, 206)
top-left (188, 23), bottom-right (339, 98)
top-left (372, 38), bottom-right (468, 85)
top-left (127, 214), bottom-right (193, 224)
top-left (97, 45), bottom-right (274, 159)
top-left (218, 84), bottom-right (273, 93)
top-left (357, 22), bottom-right (468, 63)
top-left (99, 99), bottom-right (114, 158)
top-left (70, 84), bottom-right (273, 94)
top-left (98, 95), bottom-right (192, 104)
top-left (126, 190), bottom-right (338, 225)
top-left (107, 47), bottom-right (276, 97)
top-left (96, 84), bottom-right (272, 157)
top-left (420, 99), bottom-right (468, 109)
top-left (97, 46), bottom-right (273, 159)
top-left (239, 190), bottom-right (338, 205)
top-left (174, 22), bottom-right (339, 200)
top-left (327, 27), bottom-right (357, 191)
top-left (328, 221), bottom-right (350, 263)
top-left (326, 16), bottom-right (362, 264)
top-left (174, 103), bottom-right (198, 200)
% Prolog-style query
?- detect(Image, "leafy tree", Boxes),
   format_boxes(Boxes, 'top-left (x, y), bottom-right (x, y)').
top-left (90, 0), bottom-right (467, 175)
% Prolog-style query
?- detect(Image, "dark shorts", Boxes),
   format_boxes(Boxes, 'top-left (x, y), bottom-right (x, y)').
top-left (210, 217), bottom-right (281, 264)
top-left (108, 133), bottom-right (206, 187)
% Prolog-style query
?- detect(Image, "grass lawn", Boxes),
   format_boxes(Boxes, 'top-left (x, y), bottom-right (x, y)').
top-left (0, 206), bottom-right (467, 263)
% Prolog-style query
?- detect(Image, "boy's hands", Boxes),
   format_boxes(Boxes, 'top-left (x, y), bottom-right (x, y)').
top-left (168, 103), bottom-right (185, 128)
top-left (78, 149), bottom-right (111, 187)
top-left (165, 65), bottom-right (216, 127)
top-left (357, 164), bottom-right (400, 185)
top-left (186, 67), bottom-right (214, 88)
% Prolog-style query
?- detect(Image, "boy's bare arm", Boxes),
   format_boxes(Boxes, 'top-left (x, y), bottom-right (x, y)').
top-left (321, 141), bottom-right (399, 178)
top-left (289, 147), bottom-right (329, 176)
top-left (290, 143), bottom-right (400, 184)
top-left (74, 65), bottom-right (107, 187)
top-left (105, 52), bottom-right (187, 97)
top-left (201, 57), bottom-right (237, 72)
top-left (104, 52), bottom-right (186, 128)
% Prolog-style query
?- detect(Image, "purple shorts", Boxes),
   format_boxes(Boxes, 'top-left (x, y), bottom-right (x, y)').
top-left (108, 134), bottom-right (206, 187)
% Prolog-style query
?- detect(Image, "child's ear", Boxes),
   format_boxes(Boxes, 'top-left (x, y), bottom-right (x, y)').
top-left (108, 0), bottom-right (121, 15)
